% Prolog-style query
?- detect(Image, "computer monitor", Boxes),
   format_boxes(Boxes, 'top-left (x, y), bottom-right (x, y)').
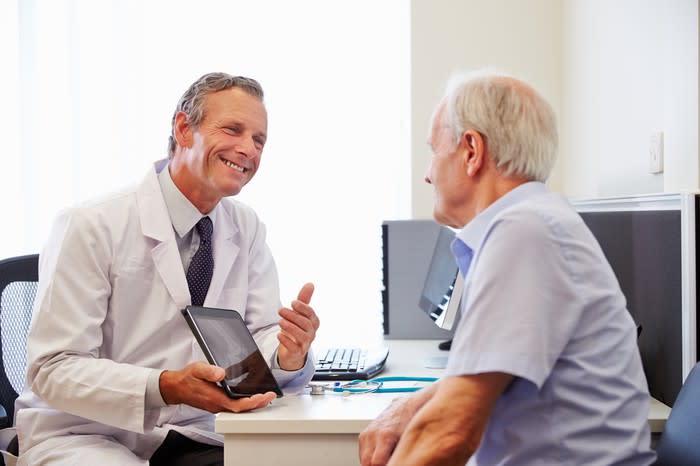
top-left (418, 226), bottom-right (464, 331)
top-left (571, 192), bottom-right (698, 406)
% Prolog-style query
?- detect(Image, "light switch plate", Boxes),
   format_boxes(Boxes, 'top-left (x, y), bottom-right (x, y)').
top-left (649, 132), bottom-right (664, 174)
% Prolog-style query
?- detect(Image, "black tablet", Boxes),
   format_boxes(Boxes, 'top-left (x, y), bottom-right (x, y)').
top-left (182, 306), bottom-right (283, 398)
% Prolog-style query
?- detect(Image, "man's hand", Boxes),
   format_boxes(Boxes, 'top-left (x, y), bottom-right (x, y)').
top-left (277, 282), bottom-right (320, 371)
top-left (359, 392), bottom-right (429, 466)
top-left (159, 361), bottom-right (276, 413)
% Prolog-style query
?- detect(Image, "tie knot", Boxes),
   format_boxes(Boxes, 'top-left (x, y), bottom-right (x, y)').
top-left (195, 216), bottom-right (213, 242)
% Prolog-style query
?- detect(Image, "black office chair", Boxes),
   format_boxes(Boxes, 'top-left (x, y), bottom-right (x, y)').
top-left (654, 361), bottom-right (700, 465)
top-left (0, 255), bottom-right (39, 433)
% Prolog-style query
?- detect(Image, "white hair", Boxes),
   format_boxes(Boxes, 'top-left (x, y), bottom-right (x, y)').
top-left (438, 69), bottom-right (558, 182)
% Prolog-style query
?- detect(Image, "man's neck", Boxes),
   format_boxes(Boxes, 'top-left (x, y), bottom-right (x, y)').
top-left (168, 163), bottom-right (220, 214)
top-left (461, 174), bottom-right (530, 227)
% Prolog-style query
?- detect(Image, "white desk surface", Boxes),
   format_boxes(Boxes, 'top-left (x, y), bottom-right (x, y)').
top-left (216, 340), bottom-right (445, 435)
top-left (216, 339), bottom-right (670, 466)
top-left (648, 397), bottom-right (672, 433)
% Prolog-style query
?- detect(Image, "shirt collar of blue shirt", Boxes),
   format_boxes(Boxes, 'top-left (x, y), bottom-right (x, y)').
top-left (452, 181), bottom-right (547, 277)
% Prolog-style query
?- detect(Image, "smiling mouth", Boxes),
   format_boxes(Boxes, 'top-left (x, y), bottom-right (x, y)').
top-left (221, 158), bottom-right (247, 173)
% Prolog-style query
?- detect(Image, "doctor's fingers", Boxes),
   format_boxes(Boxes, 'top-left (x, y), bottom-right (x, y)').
top-left (187, 361), bottom-right (226, 382)
top-left (160, 363), bottom-right (225, 405)
top-left (224, 392), bottom-right (276, 413)
top-left (291, 300), bottom-right (321, 330)
top-left (279, 306), bottom-right (320, 333)
top-left (296, 282), bottom-right (315, 304)
top-left (163, 373), bottom-right (232, 412)
top-left (277, 330), bottom-right (306, 355)
top-left (278, 311), bottom-right (317, 346)
top-left (181, 376), bottom-right (273, 414)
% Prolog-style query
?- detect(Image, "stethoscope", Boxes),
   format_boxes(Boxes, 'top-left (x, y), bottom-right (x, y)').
top-left (309, 376), bottom-right (438, 395)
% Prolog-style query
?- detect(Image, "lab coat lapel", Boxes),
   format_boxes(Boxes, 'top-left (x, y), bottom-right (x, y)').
top-left (205, 206), bottom-right (240, 306)
top-left (137, 165), bottom-right (191, 310)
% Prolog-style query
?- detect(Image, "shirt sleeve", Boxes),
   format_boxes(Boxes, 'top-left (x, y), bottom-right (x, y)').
top-left (270, 349), bottom-right (316, 394)
top-left (446, 210), bottom-right (583, 389)
top-left (146, 370), bottom-right (167, 408)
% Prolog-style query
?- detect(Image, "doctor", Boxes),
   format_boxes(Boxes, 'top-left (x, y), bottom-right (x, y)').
top-left (15, 72), bottom-right (320, 465)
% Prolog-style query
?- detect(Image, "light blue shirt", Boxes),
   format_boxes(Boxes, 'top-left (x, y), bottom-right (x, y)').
top-left (446, 182), bottom-right (655, 465)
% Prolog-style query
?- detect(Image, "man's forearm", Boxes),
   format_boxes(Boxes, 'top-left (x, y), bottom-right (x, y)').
top-left (387, 373), bottom-right (511, 466)
top-left (359, 381), bottom-right (442, 466)
top-left (387, 394), bottom-right (478, 466)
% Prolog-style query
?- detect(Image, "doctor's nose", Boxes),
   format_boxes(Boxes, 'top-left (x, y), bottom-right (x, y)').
top-left (237, 138), bottom-right (261, 159)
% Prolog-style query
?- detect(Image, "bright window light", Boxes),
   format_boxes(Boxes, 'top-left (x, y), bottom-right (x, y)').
top-left (1, 0), bottom-right (410, 346)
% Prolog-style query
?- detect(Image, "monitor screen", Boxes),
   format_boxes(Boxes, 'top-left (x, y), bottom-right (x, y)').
top-left (418, 226), bottom-right (464, 331)
top-left (571, 192), bottom-right (697, 406)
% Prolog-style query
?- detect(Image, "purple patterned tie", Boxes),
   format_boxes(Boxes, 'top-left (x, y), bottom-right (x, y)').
top-left (186, 217), bottom-right (213, 306)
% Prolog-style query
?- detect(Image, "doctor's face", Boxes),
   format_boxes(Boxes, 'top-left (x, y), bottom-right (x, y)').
top-left (174, 87), bottom-right (267, 209)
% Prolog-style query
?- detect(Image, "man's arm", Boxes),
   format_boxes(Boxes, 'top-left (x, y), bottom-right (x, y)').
top-left (387, 372), bottom-right (512, 466)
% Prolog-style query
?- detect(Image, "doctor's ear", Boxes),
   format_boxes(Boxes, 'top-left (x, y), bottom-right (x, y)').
top-left (174, 111), bottom-right (193, 148)
top-left (462, 130), bottom-right (486, 177)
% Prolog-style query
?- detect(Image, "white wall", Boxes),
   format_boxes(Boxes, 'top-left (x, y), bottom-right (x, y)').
top-left (410, 0), bottom-right (563, 219)
top-left (560, 0), bottom-right (699, 198)
top-left (410, 0), bottom-right (698, 212)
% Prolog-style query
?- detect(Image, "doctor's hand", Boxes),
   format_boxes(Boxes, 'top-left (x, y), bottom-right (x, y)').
top-left (277, 282), bottom-right (320, 371)
top-left (159, 361), bottom-right (276, 413)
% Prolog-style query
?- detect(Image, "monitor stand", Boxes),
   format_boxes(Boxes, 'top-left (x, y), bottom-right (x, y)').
top-left (423, 339), bottom-right (452, 369)
top-left (423, 356), bottom-right (448, 369)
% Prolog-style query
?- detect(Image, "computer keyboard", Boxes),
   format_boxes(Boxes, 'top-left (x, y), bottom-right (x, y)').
top-left (312, 346), bottom-right (389, 381)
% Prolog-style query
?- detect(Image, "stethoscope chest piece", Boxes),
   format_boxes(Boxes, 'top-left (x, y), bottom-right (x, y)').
top-left (309, 384), bottom-right (326, 395)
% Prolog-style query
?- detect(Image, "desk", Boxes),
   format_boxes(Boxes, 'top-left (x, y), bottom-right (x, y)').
top-left (216, 340), bottom-right (670, 466)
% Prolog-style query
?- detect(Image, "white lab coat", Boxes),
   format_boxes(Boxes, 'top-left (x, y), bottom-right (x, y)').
top-left (14, 161), bottom-right (313, 464)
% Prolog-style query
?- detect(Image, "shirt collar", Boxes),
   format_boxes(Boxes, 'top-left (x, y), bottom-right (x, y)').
top-left (455, 181), bottom-right (547, 256)
top-left (157, 163), bottom-right (217, 237)
top-left (450, 237), bottom-right (474, 278)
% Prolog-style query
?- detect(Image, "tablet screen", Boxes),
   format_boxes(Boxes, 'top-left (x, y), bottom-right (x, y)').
top-left (182, 306), bottom-right (283, 398)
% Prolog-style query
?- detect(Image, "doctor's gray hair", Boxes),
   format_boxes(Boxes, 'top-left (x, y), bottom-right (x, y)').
top-left (438, 69), bottom-right (558, 182)
top-left (168, 72), bottom-right (265, 158)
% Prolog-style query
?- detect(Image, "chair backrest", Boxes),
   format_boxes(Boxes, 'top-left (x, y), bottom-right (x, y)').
top-left (0, 254), bottom-right (39, 429)
top-left (654, 361), bottom-right (700, 465)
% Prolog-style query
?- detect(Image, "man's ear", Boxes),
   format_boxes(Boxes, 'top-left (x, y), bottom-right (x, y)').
top-left (462, 130), bottom-right (486, 177)
top-left (173, 111), bottom-right (193, 148)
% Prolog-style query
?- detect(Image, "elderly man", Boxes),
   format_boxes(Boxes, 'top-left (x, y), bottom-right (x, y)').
top-left (359, 70), bottom-right (655, 466)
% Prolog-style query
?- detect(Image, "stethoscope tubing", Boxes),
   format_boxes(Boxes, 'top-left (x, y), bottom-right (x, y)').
top-left (330, 376), bottom-right (438, 394)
